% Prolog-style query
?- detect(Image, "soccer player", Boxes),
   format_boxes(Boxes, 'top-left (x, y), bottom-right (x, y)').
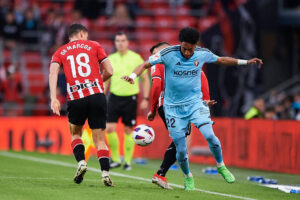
top-left (122, 27), bottom-right (263, 190)
top-left (105, 32), bottom-right (150, 170)
top-left (49, 24), bottom-right (114, 186)
top-left (148, 42), bottom-right (216, 189)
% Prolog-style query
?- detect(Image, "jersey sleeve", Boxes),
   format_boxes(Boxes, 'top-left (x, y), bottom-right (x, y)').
top-left (150, 77), bottom-right (162, 113)
top-left (203, 49), bottom-right (218, 63)
top-left (51, 51), bottom-right (62, 66)
top-left (96, 43), bottom-right (108, 63)
top-left (151, 64), bottom-right (162, 79)
top-left (201, 71), bottom-right (210, 100)
top-left (149, 52), bottom-right (163, 66)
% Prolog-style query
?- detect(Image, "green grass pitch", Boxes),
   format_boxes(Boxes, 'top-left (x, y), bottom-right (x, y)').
top-left (0, 151), bottom-right (299, 200)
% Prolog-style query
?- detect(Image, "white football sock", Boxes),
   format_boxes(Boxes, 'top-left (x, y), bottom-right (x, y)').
top-left (102, 170), bottom-right (109, 178)
top-left (217, 161), bottom-right (225, 167)
top-left (184, 172), bottom-right (193, 178)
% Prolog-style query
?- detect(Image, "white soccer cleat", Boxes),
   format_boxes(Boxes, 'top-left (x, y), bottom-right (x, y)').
top-left (102, 176), bottom-right (114, 187)
top-left (74, 160), bottom-right (88, 184)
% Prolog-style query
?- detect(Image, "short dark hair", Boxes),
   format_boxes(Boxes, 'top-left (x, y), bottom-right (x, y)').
top-left (68, 24), bottom-right (88, 38)
top-left (150, 41), bottom-right (170, 53)
top-left (179, 27), bottom-right (200, 44)
top-left (115, 31), bottom-right (128, 40)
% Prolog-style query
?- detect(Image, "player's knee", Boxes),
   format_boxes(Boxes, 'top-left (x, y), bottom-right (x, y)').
top-left (106, 123), bottom-right (116, 133)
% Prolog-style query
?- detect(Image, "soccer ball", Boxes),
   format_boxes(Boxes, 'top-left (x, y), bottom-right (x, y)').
top-left (132, 124), bottom-right (155, 147)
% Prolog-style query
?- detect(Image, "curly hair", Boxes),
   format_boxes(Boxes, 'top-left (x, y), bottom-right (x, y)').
top-left (179, 27), bottom-right (200, 44)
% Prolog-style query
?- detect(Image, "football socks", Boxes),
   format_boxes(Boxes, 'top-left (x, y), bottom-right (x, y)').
top-left (106, 132), bottom-right (121, 163)
top-left (173, 136), bottom-right (190, 175)
top-left (97, 149), bottom-right (110, 171)
top-left (71, 138), bottom-right (85, 162)
top-left (199, 124), bottom-right (223, 163)
top-left (124, 133), bottom-right (135, 165)
top-left (157, 142), bottom-right (177, 177)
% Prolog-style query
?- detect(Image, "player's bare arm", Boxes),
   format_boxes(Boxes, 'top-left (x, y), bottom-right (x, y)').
top-left (101, 59), bottom-right (114, 82)
top-left (215, 57), bottom-right (263, 68)
top-left (140, 70), bottom-right (151, 110)
top-left (49, 62), bottom-right (61, 116)
top-left (121, 60), bottom-right (152, 84)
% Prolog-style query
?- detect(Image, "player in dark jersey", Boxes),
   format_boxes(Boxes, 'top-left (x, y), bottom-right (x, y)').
top-left (148, 42), bottom-right (216, 189)
top-left (49, 24), bottom-right (114, 186)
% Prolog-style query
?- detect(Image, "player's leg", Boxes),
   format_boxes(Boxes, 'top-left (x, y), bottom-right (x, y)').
top-left (88, 93), bottom-right (113, 186)
top-left (199, 124), bottom-right (235, 183)
top-left (106, 94), bottom-right (121, 168)
top-left (164, 106), bottom-right (195, 190)
top-left (67, 98), bottom-right (88, 184)
top-left (92, 128), bottom-right (113, 186)
top-left (122, 95), bottom-right (137, 170)
top-left (191, 102), bottom-right (235, 183)
top-left (173, 136), bottom-right (195, 191)
top-left (152, 106), bottom-right (175, 189)
top-left (106, 122), bottom-right (121, 168)
top-left (123, 125), bottom-right (134, 170)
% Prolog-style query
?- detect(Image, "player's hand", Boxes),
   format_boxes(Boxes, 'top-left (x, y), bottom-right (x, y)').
top-left (147, 111), bottom-right (156, 121)
top-left (247, 58), bottom-right (263, 69)
top-left (121, 76), bottom-right (134, 84)
top-left (204, 100), bottom-right (217, 107)
top-left (50, 98), bottom-right (61, 116)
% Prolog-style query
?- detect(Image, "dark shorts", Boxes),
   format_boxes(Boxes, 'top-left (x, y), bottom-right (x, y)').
top-left (158, 105), bottom-right (191, 136)
top-left (107, 93), bottom-right (137, 127)
top-left (158, 106), bottom-right (168, 129)
top-left (67, 93), bottom-right (107, 129)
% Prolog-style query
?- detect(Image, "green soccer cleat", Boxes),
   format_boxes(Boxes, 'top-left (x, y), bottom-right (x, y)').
top-left (217, 166), bottom-right (235, 183)
top-left (184, 177), bottom-right (195, 191)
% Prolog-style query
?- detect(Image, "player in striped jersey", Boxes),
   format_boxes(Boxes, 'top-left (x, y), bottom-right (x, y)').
top-left (49, 24), bottom-right (114, 186)
top-left (148, 42), bottom-right (216, 189)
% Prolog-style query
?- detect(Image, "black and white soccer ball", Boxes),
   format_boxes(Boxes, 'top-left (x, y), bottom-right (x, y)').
top-left (132, 124), bottom-right (155, 147)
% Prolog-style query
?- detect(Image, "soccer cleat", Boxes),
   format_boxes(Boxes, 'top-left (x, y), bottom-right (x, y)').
top-left (102, 176), bottom-right (114, 187)
top-left (74, 160), bottom-right (88, 184)
top-left (184, 177), bottom-right (195, 191)
top-left (123, 163), bottom-right (132, 171)
top-left (109, 161), bottom-right (121, 169)
top-left (152, 173), bottom-right (173, 190)
top-left (217, 166), bottom-right (235, 183)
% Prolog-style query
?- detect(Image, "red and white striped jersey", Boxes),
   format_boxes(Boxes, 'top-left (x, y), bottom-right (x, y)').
top-left (150, 64), bottom-right (165, 112)
top-left (51, 40), bottom-right (107, 101)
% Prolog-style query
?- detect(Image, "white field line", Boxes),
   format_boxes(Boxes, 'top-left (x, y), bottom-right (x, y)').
top-left (0, 151), bottom-right (256, 200)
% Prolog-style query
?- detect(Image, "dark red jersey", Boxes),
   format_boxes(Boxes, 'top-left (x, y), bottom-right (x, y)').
top-left (51, 40), bottom-right (107, 101)
top-left (150, 64), bottom-right (210, 112)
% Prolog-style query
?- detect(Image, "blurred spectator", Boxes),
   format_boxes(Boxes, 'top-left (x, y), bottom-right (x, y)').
top-left (20, 9), bottom-right (40, 45)
top-left (244, 98), bottom-right (264, 120)
top-left (107, 4), bottom-right (134, 32)
top-left (47, 12), bottom-right (67, 54)
top-left (0, 10), bottom-right (20, 65)
top-left (69, 10), bottom-right (89, 29)
top-left (74, 0), bottom-right (107, 20)
top-left (281, 96), bottom-right (293, 119)
top-left (0, 65), bottom-right (23, 116)
top-left (264, 107), bottom-right (277, 120)
top-left (291, 93), bottom-right (300, 120)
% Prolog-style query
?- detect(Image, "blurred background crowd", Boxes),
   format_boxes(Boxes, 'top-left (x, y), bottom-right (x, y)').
top-left (0, 0), bottom-right (299, 120)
